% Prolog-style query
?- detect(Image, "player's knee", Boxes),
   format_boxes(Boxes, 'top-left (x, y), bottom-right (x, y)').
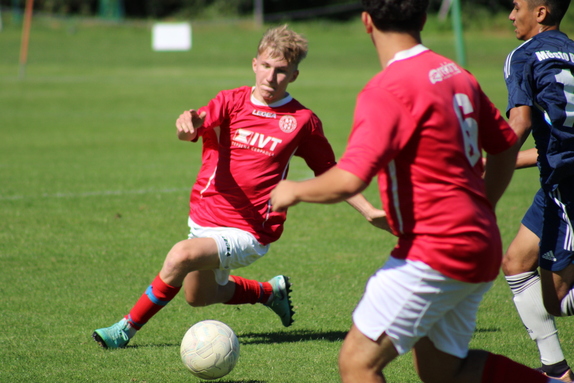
top-left (185, 295), bottom-right (208, 307)
top-left (184, 289), bottom-right (212, 307)
top-left (165, 241), bottom-right (199, 270)
top-left (338, 347), bottom-right (380, 382)
top-left (501, 250), bottom-right (537, 276)
top-left (338, 358), bottom-right (364, 383)
top-left (184, 278), bottom-right (221, 308)
top-left (501, 253), bottom-right (517, 276)
top-left (501, 254), bottom-right (510, 275)
top-left (338, 346), bottom-right (355, 380)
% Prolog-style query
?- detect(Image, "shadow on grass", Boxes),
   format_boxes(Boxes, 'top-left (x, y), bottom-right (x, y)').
top-left (124, 343), bottom-right (179, 348)
top-left (239, 329), bottom-right (347, 345)
top-left (120, 329), bottom-right (346, 349)
top-left (118, 327), bottom-right (498, 350)
top-left (205, 381), bottom-right (265, 383)
top-left (474, 327), bottom-right (501, 333)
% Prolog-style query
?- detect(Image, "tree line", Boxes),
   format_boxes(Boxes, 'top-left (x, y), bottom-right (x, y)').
top-left (1, 0), bottom-right (512, 20)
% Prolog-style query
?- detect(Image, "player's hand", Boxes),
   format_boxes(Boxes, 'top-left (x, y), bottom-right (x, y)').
top-left (176, 109), bottom-right (206, 139)
top-left (366, 208), bottom-right (393, 233)
top-left (270, 180), bottom-right (299, 212)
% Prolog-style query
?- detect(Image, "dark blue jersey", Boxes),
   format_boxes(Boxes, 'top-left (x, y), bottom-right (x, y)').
top-left (504, 30), bottom-right (574, 188)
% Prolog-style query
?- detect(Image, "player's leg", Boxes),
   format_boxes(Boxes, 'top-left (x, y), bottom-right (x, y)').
top-left (341, 257), bottom-right (425, 382)
top-left (414, 339), bottom-right (552, 383)
top-left (412, 281), bottom-right (552, 383)
top-left (183, 222), bottom-right (294, 326)
top-left (159, 237), bottom-right (221, 285)
top-left (183, 271), bottom-right (294, 326)
top-left (540, 184), bottom-right (574, 319)
top-left (347, 256), bottom-right (478, 382)
top-left (504, 189), bottom-right (571, 379)
top-left (338, 325), bottom-right (397, 383)
top-left (541, 265), bottom-right (574, 316)
top-left (504, 229), bottom-right (569, 376)
top-left (182, 270), bottom-right (277, 308)
top-left (502, 223), bottom-right (539, 276)
top-left (182, 269), bottom-right (235, 306)
top-left (92, 237), bottom-right (220, 349)
top-left (413, 339), bottom-right (487, 383)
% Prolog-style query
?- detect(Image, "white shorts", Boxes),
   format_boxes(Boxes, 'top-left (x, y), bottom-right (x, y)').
top-left (187, 218), bottom-right (270, 285)
top-left (353, 257), bottom-right (492, 358)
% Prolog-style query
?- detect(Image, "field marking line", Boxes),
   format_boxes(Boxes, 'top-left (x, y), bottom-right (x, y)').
top-left (0, 187), bottom-right (189, 201)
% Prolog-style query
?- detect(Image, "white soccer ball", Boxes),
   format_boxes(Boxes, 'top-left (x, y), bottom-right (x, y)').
top-left (180, 320), bottom-right (240, 380)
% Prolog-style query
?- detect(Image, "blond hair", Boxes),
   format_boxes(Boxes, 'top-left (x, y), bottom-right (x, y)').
top-left (257, 25), bottom-right (308, 66)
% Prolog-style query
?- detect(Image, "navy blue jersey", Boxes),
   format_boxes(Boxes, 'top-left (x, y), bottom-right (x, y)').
top-left (504, 30), bottom-right (574, 188)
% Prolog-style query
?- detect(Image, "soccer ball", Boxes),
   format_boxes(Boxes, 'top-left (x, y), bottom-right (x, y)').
top-left (180, 320), bottom-right (240, 380)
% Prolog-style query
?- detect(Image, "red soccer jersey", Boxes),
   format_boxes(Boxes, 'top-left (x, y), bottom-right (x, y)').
top-left (189, 86), bottom-right (336, 245)
top-left (338, 46), bottom-right (517, 283)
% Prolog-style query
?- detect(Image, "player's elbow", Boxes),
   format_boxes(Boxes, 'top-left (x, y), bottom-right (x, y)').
top-left (337, 169), bottom-right (368, 197)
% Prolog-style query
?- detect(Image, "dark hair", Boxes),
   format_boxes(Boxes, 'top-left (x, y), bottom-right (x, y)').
top-left (532, 0), bottom-right (572, 25)
top-left (361, 0), bottom-right (428, 32)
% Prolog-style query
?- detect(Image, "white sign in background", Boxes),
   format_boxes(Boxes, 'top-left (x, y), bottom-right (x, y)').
top-left (152, 22), bottom-right (192, 51)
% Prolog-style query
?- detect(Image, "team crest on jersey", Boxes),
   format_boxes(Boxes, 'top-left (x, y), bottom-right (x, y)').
top-left (279, 115), bottom-right (297, 133)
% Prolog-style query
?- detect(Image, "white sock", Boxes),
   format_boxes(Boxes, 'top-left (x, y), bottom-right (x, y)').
top-left (506, 271), bottom-right (565, 365)
top-left (560, 288), bottom-right (574, 316)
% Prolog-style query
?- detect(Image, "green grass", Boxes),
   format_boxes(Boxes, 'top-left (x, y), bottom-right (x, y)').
top-left (1, 15), bottom-right (573, 383)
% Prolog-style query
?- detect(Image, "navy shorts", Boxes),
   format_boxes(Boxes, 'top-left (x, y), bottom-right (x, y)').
top-left (523, 185), bottom-right (574, 271)
top-left (521, 188), bottom-right (544, 238)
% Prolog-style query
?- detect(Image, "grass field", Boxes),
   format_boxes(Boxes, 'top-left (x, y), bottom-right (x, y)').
top-left (1, 13), bottom-right (574, 383)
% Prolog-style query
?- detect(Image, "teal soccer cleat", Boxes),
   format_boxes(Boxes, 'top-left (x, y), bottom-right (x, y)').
top-left (265, 275), bottom-right (295, 327)
top-left (92, 318), bottom-right (135, 349)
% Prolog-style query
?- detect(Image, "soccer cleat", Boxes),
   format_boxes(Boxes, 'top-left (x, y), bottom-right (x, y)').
top-left (92, 318), bottom-right (135, 349)
top-left (544, 369), bottom-right (574, 383)
top-left (265, 275), bottom-right (295, 327)
top-left (537, 368), bottom-right (574, 383)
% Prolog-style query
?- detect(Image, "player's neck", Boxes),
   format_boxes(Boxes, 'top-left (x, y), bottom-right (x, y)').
top-left (539, 24), bottom-right (560, 35)
top-left (372, 31), bottom-right (422, 70)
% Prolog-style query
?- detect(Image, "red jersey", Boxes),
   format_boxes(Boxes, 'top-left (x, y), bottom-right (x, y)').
top-left (338, 46), bottom-right (517, 283)
top-left (189, 86), bottom-right (336, 245)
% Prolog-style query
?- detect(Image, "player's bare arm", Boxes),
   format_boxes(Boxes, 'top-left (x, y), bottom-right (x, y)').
top-left (508, 105), bottom-right (533, 144)
top-left (270, 167), bottom-right (367, 212)
top-left (176, 109), bottom-right (206, 141)
top-left (516, 147), bottom-right (537, 169)
top-left (345, 194), bottom-right (392, 233)
top-left (483, 146), bottom-right (536, 172)
top-left (508, 105), bottom-right (536, 169)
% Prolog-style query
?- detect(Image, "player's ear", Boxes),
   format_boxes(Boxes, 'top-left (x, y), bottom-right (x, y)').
top-left (362, 11), bottom-right (373, 33)
top-left (535, 5), bottom-right (549, 24)
top-left (252, 57), bottom-right (258, 73)
top-left (289, 69), bottom-right (299, 83)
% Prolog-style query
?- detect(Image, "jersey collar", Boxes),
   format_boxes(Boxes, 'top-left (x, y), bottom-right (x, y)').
top-left (251, 87), bottom-right (293, 108)
top-left (387, 44), bottom-right (429, 67)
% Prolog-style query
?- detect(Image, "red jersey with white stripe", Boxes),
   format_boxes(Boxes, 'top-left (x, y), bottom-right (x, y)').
top-left (337, 46), bottom-right (517, 283)
top-left (189, 86), bottom-right (336, 245)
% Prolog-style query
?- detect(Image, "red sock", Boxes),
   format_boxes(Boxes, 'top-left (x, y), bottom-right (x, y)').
top-left (481, 353), bottom-right (549, 383)
top-left (224, 276), bottom-right (273, 305)
top-left (126, 274), bottom-right (181, 330)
